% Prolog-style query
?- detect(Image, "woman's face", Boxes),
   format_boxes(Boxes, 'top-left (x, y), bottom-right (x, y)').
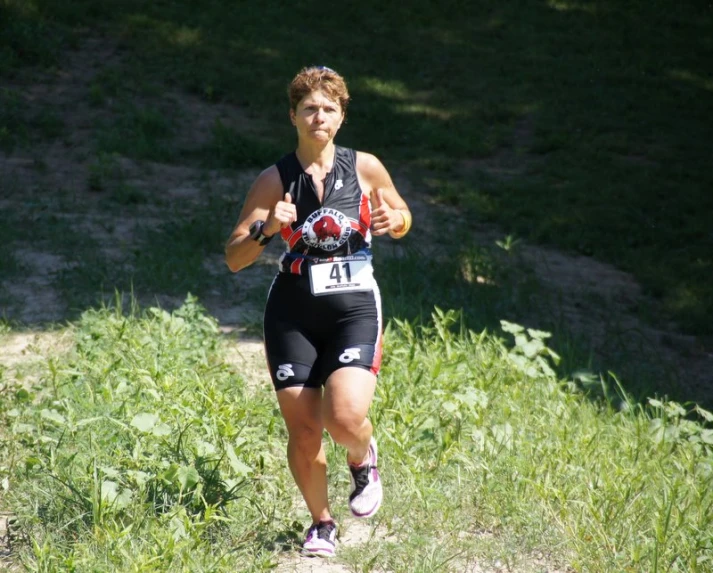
top-left (291, 90), bottom-right (344, 143)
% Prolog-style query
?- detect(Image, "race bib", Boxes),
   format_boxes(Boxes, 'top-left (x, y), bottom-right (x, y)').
top-left (309, 258), bottom-right (375, 296)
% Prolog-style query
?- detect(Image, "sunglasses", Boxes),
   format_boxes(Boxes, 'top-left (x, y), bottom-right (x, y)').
top-left (311, 65), bottom-right (337, 74)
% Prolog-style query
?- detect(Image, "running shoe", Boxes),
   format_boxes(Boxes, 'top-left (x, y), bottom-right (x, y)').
top-left (301, 519), bottom-right (337, 558)
top-left (348, 436), bottom-right (383, 518)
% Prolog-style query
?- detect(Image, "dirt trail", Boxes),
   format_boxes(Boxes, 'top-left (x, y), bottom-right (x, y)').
top-left (274, 518), bottom-right (386, 573)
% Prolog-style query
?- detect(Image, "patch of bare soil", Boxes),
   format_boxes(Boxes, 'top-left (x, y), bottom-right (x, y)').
top-left (517, 245), bottom-right (713, 405)
top-left (1, 37), bottom-right (711, 571)
top-left (456, 115), bottom-right (713, 407)
top-left (0, 513), bottom-right (17, 572)
top-left (0, 330), bottom-right (70, 367)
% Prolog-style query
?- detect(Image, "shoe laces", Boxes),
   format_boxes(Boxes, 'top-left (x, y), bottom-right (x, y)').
top-left (350, 462), bottom-right (373, 492)
top-left (315, 520), bottom-right (336, 542)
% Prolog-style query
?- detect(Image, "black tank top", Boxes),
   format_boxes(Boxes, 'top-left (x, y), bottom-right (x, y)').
top-left (275, 146), bottom-right (372, 275)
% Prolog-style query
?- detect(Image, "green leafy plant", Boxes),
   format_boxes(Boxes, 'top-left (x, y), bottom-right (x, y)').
top-left (1, 296), bottom-right (292, 570)
top-left (500, 320), bottom-right (560, 379)
top-left (2, 303), bottom-right (713, 571)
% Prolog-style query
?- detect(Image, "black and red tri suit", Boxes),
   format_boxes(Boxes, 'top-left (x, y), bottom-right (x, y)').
top-left (263, 146), bottom-right (383, 390)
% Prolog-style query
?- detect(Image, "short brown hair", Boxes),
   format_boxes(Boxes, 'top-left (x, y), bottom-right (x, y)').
top-left (288, 66), bottom-right (350, 113)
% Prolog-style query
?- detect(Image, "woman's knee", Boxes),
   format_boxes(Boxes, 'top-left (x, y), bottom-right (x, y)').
top-left (324, 412), bottom-right (366, 445)
top-left (287, 422), bottom-right (324, 454)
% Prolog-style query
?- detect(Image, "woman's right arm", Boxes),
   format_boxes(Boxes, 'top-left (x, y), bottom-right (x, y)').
top-left (225, 166), bottom-right (290, 273)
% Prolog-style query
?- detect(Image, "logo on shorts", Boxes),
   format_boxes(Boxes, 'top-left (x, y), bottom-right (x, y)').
top-left (334, 179), bottom-right (344, 190)
top-left (302, 208), bottom-right (351, 252)
top-left (276, 364), bottom-right (295, 381)
top-left (339, 348), bottom-right (361, 364)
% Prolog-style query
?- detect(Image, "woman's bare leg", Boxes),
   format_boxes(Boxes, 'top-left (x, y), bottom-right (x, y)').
top-left (276, 386), bottom-right (332, 523)
top-left (322, 367), bottom-right (377, 464)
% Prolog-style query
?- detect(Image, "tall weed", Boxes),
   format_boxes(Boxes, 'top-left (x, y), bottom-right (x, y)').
top-left (372, 308), bottom-right (713, 571)
top-left (1, 295), bottom-right (292, 570)
top-left (2, 302), bottom-right (711, 571)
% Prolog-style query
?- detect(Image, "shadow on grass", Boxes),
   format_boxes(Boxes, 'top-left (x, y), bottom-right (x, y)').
top-left (376, 236), bottom-right (712, 410)
top-left (2, 0), bottom-right (712, 407)
top-left (2, 0), bottom-right (712, 335)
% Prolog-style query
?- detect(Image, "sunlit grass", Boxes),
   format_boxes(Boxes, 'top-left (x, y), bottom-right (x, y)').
top-left (668, 69), bottom-right (713, 92)
top-left (1, 300), bottom-right (711, 571)
top-left (1, 1), bottom-right (712, 569)
top-left (358, 78), bottom-right (411, 100)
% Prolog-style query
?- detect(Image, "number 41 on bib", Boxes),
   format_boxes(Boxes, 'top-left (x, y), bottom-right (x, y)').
top-left (309, 258), bottom-right (375, 296)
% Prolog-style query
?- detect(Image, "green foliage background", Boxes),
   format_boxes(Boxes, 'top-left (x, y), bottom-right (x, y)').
top-left (1, 0), bottom-right (712, 333)
top-left (1, 1), bottom-right (713, 570)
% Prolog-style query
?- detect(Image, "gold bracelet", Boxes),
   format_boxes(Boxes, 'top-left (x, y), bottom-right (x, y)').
top-left (389, 209), bottom-right (412, 239)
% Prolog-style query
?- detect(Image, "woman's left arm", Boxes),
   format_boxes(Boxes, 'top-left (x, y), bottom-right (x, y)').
top-left (356, 152), bottom-right (412, 238)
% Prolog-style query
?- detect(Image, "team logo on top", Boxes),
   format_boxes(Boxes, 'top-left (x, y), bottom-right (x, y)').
top-left (302, 208), bottom-right (351, 251)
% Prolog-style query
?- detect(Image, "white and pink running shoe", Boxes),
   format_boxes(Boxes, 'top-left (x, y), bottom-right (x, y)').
top-left (301, 520), bottom-right (337, 558)
top-left (348, 436), bottom-right (383, 518)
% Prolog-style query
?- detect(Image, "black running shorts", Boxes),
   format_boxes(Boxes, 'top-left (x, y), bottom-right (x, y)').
top-left (263, 273), bottom-right (383, 390)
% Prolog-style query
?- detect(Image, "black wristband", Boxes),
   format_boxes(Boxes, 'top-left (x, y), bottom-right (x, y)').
top-left (248, 220), bottom-right (274, 246)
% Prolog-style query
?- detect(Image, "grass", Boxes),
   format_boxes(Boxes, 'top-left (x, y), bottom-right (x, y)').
top-left (94, 103), bottom-right (176, 163)
top-left (51, 199), bottom-right (244, 316)
top-left (0, 89), bottom-right (65, 152)
top-left (1, 1), bottom-right (712, 569)
top-left (0, 2), bottom-right (64, 76)
top-left (2, 0), bottom-right (711, 333)
top-left (0, 298), bottom-right (711, 571)
top-left (196, 120), bottom-right (285, 170)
